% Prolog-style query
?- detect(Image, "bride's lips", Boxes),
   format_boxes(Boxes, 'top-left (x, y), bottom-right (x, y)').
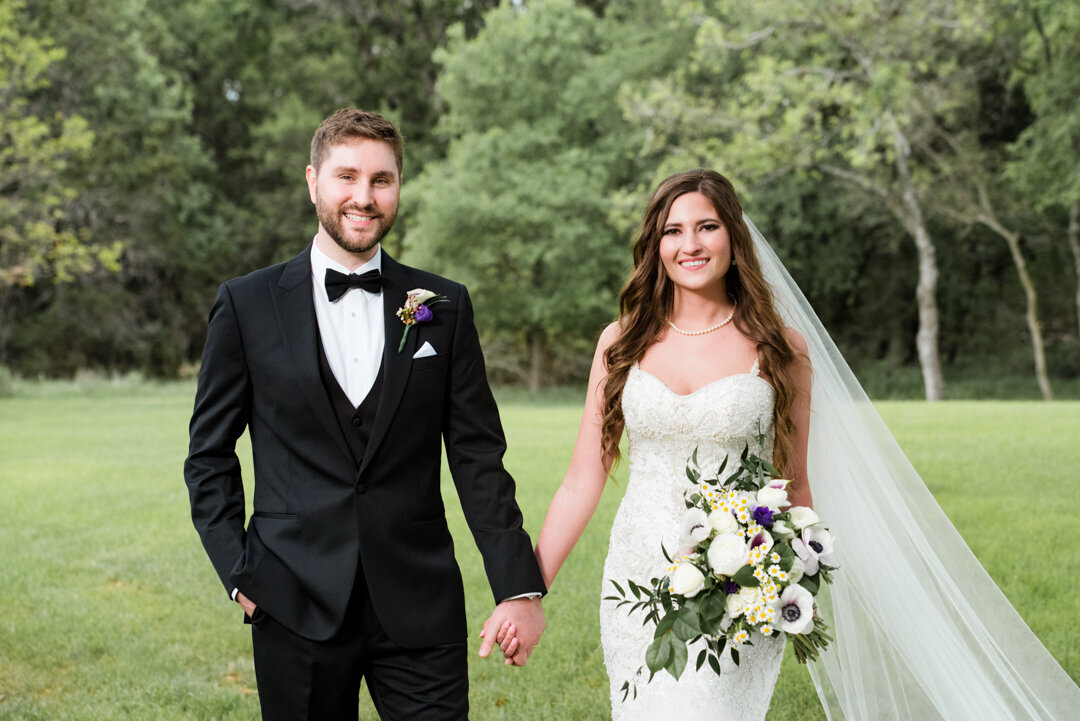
top-left (678, 257), bottom-right (709, 269)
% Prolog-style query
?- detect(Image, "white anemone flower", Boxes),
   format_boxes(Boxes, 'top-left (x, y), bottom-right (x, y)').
top-left (792, 525), bottom-right (835, 576)
top-left (777, 584), bottom-right (816, 634)
top-left (680, 508), bottom-right (711, 547)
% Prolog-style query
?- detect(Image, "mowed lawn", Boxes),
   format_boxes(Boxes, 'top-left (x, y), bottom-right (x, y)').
top-left (1, 383), bottom-right (1077, 720)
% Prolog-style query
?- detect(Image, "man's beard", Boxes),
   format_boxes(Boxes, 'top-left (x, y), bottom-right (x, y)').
top-left (315, 194), bottom-right (397, 256)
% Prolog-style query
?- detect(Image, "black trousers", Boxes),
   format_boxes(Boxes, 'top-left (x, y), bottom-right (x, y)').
top-left (250, 568), bottom-right (468, 721)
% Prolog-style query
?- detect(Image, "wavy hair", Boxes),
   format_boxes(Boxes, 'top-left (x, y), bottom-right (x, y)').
top-left (600, 170), bottom-right (802, 476)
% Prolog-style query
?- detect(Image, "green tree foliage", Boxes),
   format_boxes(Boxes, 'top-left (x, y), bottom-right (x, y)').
top-left (0, 0), bottom-right (115, 362)
top-left (405, 0), bottom-right (689, 389)
top-left (619, 0), bottom-right (1023, 399)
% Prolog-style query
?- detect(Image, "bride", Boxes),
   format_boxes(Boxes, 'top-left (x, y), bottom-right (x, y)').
top-left (506, 169), bottom-right (1080, 720)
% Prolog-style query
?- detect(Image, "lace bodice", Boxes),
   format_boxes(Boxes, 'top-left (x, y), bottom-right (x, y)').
top-left (599, 361), bottom-right (784, 720)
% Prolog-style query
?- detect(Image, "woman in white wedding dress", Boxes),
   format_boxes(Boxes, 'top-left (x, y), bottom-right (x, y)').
top-left (504, 168), bottom-right (1080, 721)
top-left (530, 170), bottom-right (813, 719)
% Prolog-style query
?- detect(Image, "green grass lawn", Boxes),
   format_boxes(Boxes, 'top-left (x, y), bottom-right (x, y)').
top-left (1, 383), bottom-right (1077, 720)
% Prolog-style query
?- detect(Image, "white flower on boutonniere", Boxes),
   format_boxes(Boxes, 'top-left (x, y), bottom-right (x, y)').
top-left (395, 288), bottom-right (449, 352)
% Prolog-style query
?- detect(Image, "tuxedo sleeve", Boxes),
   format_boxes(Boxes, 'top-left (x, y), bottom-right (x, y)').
top-left (442, 286), bottom-right (546, 602)
top-left (183, 282), bottom-right (252, 595)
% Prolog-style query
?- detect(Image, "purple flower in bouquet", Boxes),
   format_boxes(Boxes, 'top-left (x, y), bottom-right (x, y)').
top-left (752, 505), bottom-right (775, 527)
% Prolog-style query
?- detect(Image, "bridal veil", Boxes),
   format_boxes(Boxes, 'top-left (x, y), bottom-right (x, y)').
top-left (744, 215), bottom-right (1080, 720)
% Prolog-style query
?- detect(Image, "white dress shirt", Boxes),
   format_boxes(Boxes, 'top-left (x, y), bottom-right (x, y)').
top-left (309, 238), bottom-right (385, 407)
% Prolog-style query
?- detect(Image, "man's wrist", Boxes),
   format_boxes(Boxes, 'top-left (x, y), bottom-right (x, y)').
top-left (501, 592), bottom-right (543, 602)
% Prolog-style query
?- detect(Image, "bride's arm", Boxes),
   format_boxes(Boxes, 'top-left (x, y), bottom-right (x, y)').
top-left (533, 322), bottom-right (619, 589)
top-left (786, 327), bottom-right (814, 509)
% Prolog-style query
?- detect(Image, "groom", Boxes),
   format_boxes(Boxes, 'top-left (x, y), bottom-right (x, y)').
top-left (184, 108), bottom-right (545, 720)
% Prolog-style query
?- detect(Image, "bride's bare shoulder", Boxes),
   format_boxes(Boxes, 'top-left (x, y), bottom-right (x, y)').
top-left (785, 327), bottom-right (808, 355)
top-left (596, 320), bottom-right (624, 353)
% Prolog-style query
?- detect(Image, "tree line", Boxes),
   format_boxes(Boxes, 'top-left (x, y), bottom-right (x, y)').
top-left (2, 0), bottom-right (1077, 398)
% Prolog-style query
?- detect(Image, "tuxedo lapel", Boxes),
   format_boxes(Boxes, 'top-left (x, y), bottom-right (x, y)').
top-left (271, 246), bottom-right (352, 461)
top-left (359, 253), bottom-right (417, 475)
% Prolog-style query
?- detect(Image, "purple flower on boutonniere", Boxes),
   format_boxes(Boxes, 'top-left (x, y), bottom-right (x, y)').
top-left (396, 288), bottom-right (449, 352)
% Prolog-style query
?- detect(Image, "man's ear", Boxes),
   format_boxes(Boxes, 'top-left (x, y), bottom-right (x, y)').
top-left (305, 165), bottom-right (318, 204)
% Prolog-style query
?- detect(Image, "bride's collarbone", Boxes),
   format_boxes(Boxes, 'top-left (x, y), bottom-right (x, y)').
top-left (638, 342), bottom-right (760, 395)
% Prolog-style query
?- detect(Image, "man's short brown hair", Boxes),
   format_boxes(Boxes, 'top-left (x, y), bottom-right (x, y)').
top-left (310, 108), bottom-right (404, 176)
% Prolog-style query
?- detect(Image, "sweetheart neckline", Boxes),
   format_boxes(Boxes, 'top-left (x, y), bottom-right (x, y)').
top-left (631, 362), bottom-right (775, 398)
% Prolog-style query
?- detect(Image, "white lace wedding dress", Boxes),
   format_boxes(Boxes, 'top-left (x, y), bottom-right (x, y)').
top-left (600, 360), bottom-right (785, 720)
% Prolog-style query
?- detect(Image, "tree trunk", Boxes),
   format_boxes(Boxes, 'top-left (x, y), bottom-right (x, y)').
top-left (528, 329), bottom-right (544, 393)
top-left (910, 220), bottom-right (944, 401)
top-left (891, 124), bottom-right (944, 401)
top-left (1070, 200), bottom-right (1080, 341)
top-left (978, 219), bottom-right (1053, 400)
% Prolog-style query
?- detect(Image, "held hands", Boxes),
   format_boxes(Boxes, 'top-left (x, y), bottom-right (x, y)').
top-left (478, 597), bottom-right (545, 667)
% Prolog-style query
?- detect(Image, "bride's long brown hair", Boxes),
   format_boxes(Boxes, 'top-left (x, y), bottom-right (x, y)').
top-left (600, 170), bottom-right (802, 476)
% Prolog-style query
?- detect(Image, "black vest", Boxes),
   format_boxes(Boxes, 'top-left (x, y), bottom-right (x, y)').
top-left (316, 338), bottom-right (384, 469)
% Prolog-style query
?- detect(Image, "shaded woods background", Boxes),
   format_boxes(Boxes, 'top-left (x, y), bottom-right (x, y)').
top-left (3, 0), bottom-right (1078, 398)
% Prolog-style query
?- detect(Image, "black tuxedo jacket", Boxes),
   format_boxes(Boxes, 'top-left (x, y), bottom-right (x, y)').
top-left (184, 248), bottom-right (544, 645)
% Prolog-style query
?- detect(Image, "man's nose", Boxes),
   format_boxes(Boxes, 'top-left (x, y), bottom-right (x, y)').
top-left (353, 180), bottom-right (374, 207)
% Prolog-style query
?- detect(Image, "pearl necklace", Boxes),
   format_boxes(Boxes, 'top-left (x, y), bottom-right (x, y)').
top-left (667, 303), bottom-right (737, 336)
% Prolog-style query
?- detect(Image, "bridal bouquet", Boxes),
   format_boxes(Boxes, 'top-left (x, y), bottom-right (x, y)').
top-left (606, 445), bottom-right (837, 688)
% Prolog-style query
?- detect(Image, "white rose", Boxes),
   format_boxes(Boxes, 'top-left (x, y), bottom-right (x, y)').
top-left (771, 519), bottom-right (795, 539)
top-left (725, 590), bottom-right (745, 618)
top-left (738, 585), bottom-right (762, 607)
top-left (756, 486), bottom-right (789, 510)
top-left (680, 508), bottom-right (711, 547)
top-left (707, 533), bottom-right (750, 577)
top-left (788, 506), bottom-right (820, 530)
top-left (709, 509), bottom-right (738, 535)
top-left (408, 288), bottom-right (437, 304)
top-left (669, 562), bottom-right (706, 597)
top-left (777, 584), bottom-right (816, 635)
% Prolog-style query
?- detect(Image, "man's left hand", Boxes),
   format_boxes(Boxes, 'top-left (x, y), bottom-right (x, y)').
top-left (478, 597), bottom-right (545, 667)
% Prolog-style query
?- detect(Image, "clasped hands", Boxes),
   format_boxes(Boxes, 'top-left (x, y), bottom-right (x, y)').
top-left (478, 597), bottom-right (545, 666)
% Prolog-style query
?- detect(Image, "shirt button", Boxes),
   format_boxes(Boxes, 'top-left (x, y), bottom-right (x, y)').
top-left (351, 312), bottom-right (356, 318)
top-left (353, 357), bottom-right (359, 363)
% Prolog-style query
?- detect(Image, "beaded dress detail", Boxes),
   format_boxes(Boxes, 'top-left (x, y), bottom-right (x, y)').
top-left (600, 360), bottom-right (784, 720)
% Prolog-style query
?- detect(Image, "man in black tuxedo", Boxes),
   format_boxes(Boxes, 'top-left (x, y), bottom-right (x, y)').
top-left (184, 108), bottom-right (546, 720)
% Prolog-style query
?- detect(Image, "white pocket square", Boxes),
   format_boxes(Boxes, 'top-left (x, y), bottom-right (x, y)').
top-left (413, 341), bottom-right (437, 359)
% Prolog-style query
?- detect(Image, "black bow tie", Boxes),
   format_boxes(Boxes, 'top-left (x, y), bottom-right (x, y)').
top-left (324, 268), bottom-right (382, 302)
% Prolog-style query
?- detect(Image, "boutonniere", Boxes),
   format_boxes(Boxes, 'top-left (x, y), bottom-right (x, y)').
top-left (395, 288), bottom-right (450, 352)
